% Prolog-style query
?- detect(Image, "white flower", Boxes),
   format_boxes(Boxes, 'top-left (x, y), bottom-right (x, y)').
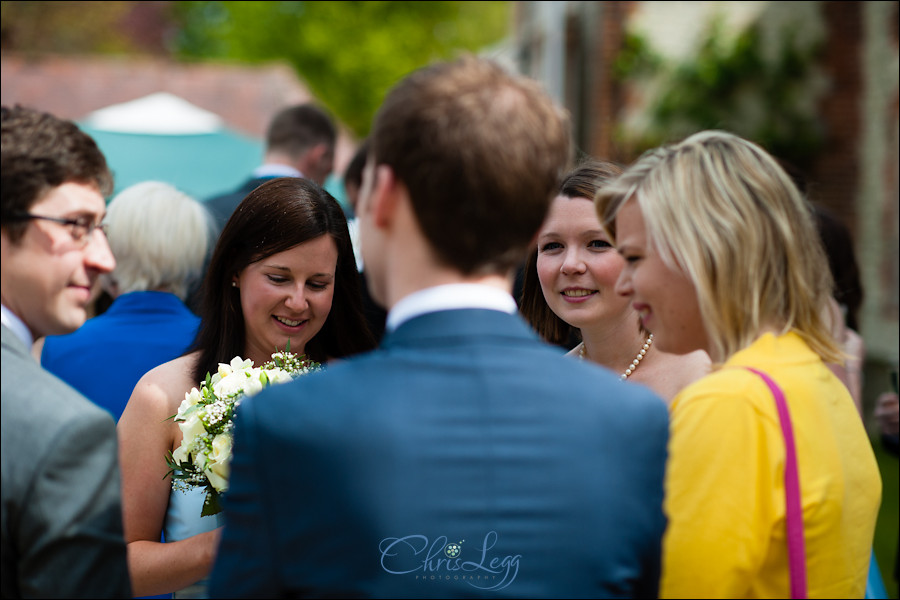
top-left (213, 368), bottom-right (255, 398)
top-left (167, 348), bottom-right (321, 516)
top-left (205, 433), bottom-right (233, 492)
top-left (220, 356), bottom-right (247, 374)
top-left (242, 371), bottom-right (266, 397)
top-left (172, 442), bottom-right (191, 466)
top-left (179, 412), bottom-right (207, 444)
top-left (263, 368), bottom-right (294, 385)
top-left (209, 431), bottom-right (233, 463)
top-left (177, 387), bottom-right (203, 416)
top-left (205, 464), bottom-right (229, 493)
top-left (192, 444), bottom-right (208, 471)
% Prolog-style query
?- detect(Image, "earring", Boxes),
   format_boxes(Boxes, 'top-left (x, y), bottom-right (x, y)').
top-left (231, 281), bottom-right (238, 288)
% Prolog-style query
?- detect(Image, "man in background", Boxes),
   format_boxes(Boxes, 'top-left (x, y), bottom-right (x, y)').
top-left (204, 102), bottom-right (336, 235)
top-left (342, 138), bottom-right (387, 341)
top-left (1, 104), bottom-right (131, 598)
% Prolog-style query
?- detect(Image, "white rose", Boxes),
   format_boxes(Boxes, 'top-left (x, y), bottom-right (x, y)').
top-left (177, 387), bottom-right (203, 417)
top-left (264, 368), bottom-right (294, 385)
top-left (213, 369), bottom-right (254, 398)
top-left (243, 373), bottom-right (265, 397)
top-left (208, 432), bottom-right (233, 465)
top-left (230, 356), bottom-right (252, 372)
top-left (179, 412), bottom-right (207, 445)
top-left (206, 465), bottom-right (229, 493)
top-left (171, 442), bottom-right (191, 467)
top-left (205, 433), bottom-right (233, 492)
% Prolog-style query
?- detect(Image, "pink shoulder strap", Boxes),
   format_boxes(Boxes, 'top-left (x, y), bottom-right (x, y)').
top-left (744, 367), bottom-right (807, 599)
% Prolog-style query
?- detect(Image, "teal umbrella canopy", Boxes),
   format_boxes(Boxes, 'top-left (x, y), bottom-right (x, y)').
top-left (78, 93), bottom-right (263, 202)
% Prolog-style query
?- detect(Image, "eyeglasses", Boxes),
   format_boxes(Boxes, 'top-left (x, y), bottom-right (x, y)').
top-left (11, 212), bottom-right (109, 242)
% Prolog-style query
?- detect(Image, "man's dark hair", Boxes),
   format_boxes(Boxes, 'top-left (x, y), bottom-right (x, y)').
top-left (344, 139), bottom-right (370, 191)
top-left (1, 104), bottom-right (112, 243)
top-left (370, 55), bottom-right (571, 275)
top-left (266, 103), bottom-right (337, 158)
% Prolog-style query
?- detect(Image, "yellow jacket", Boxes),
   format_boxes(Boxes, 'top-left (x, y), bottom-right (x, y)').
top-left (662, 331), bottom-right (881, 599)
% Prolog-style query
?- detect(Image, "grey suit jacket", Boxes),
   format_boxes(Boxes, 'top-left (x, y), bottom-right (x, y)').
top-left (1, 325), bottom-right (131, 598)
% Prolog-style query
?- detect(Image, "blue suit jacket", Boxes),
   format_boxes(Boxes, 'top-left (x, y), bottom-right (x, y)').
top-left (210, 309), bottom-right (669, 598)
top-left (204, 176), bottom-right (279, 236)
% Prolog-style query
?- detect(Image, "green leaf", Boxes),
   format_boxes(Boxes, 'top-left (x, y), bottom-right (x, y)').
top-left (201, 490), bottom-right (223, 517)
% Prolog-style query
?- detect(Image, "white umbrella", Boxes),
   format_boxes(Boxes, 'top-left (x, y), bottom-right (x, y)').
top-left (83, 92), bottom-right (224, 135)
top-left (79, 93), bottom-right (263, 200)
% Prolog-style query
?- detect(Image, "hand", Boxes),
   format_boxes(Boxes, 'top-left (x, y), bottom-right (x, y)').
top-left (874, 392), bottom-right (899, 437)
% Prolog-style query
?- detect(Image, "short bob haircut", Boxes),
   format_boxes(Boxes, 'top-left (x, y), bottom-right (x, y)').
top-left (101, 181), bottom-right (213, 300)
top-left (190, 177), bottom-right (376, 382)
top-left (596, 130), bottom-right (840, 364)
top-left (519, 159), bottom-right (623, 346)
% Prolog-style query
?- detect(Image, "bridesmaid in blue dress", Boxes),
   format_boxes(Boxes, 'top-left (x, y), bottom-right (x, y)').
top-left (117, 178), bottom-right (376, 598)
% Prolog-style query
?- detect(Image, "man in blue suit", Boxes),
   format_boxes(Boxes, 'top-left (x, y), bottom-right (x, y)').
top-left (210, 56), bottom-right (669, 599)
top-left (203, 102), bottom-right (336, 237)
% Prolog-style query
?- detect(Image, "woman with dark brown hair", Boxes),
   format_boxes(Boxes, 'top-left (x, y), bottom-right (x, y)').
top-left (117, 177), bottom-right (375, 598)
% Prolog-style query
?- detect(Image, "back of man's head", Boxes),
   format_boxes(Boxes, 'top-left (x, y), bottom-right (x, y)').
top-left (266, 103), bottom-right (337, 159)
top-left (1, 105), bottom-right (112, 243)
top-left (371, 55), bottom-right (571, 276)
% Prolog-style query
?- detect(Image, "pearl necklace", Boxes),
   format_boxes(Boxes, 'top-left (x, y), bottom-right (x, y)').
top-left (579, 334), bottom-right (654, 380)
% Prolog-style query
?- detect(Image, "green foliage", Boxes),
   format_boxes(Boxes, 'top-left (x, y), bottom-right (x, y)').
top-left (171, 1), bottom-right (511, 137)
top-left (612, 31), bottom-right (661, 81)
top-left (616, 16), bottom-right (825, 169)
top-left (872, 439), bottom-right (899, 599)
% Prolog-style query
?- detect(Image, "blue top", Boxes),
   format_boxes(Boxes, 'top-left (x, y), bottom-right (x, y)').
top-left (41, 291), bottom-right (200, 422)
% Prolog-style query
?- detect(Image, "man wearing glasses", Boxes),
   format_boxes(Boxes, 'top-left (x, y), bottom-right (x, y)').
top-left (1, 105), bottom-right (131, 598)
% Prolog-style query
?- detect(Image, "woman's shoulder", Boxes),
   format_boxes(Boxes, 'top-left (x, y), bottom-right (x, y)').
top-left (141, 351), bottom-right (197, 381)
top-left (132, 352), bottom-right (200, 406)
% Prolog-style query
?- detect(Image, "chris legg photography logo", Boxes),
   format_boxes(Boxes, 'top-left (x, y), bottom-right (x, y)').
top-left (379, 531), bottom-right (520, 591)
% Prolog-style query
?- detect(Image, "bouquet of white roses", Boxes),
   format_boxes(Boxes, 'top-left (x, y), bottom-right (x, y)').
top-left (166, 347), bottom-right (322, 516)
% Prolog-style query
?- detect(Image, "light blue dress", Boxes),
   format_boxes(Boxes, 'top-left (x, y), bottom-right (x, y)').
top-left (164, 486), bottom-right (224, 599)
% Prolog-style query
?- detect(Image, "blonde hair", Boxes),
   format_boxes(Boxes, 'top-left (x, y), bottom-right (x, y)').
top-left (596, 130), bottom-right (841, 364)
top-left (101, 181), bottom-right (213, 300)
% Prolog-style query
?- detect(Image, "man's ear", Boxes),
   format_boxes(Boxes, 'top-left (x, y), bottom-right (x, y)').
top-left (298, 143), bottom-right (328, 173)
top-left (308, 143), bottom-right (328, 163)
top-left (370, 164), bottom-right (399, 229)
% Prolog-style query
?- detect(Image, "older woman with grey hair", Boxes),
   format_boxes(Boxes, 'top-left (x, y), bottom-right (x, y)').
top-left (40, 180), bottom-right (214, 422)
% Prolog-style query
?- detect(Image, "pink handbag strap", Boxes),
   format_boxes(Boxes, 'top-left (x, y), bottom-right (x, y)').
top-left (744, 367), bottom-right (807, 599)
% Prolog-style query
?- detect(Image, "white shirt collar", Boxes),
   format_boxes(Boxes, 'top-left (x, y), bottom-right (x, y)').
top-left (251, 164), bottom-right (304, 179)
top-left (386, 284), bottom-right (517, 332)
top-left (1, 304), bottom-right (34, 348)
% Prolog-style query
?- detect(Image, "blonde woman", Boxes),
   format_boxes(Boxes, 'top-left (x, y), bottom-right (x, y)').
top-left (596, 130), bottom-right (881, 598)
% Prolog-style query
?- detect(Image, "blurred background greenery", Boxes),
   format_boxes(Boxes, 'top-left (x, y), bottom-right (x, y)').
top-left (1, 0), bottom-right (512, 137)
